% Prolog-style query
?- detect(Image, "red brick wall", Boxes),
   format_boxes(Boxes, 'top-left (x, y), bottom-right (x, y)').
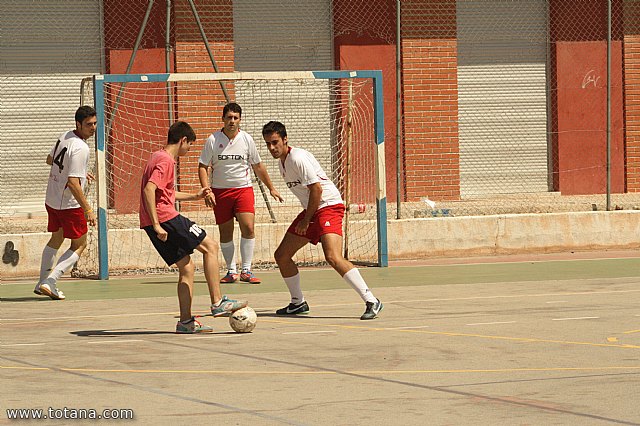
top-left (174, 0), bottom-right (235, 205)
top-left (401, 0), bottom-right (460, 201)
top-left (626, 35), bottom-right (640, 193)
top-left (623, 2), bottom-right (640, 193)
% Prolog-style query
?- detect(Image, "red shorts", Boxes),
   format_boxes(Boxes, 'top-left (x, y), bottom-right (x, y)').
top-left (212, 187), bottom-right (255, 224)
top-left (46, 205), bottom-right (87, 239)
top-left (288, 204), bottom-right (345, 245)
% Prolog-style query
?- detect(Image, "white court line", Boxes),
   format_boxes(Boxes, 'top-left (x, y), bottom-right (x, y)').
top-left (185, 335), bottom-right (239, 339)
top-left (1, 343), bottom-right (46, 347)
top-left (545, 301), bottom-right (568, 304)
top-left (86, 339), bottom-right (145, 344)
top-left (384, 326), bottom-right (430, 330)
top-left (466, 321), bottom-right (517, 326)
top-left (282, 331), bottom-right (337, 335)
top-left (552, 316), bottom-right (600, 321)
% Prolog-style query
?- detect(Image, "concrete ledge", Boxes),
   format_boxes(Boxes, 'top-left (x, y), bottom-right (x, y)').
top-left (2, 210), bottom-right (640, 279)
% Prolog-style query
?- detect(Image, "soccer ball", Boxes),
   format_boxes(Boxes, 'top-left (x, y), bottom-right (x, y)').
top-left (229, 307), bottom-right (257, 333)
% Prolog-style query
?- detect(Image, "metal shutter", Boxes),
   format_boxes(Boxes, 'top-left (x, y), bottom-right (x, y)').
top-left (457, 1), bottom-right (549, 197)
top-left (232, 0), bottom-right (335, 182)
top-left (0, 1), bottom-right (102, 215)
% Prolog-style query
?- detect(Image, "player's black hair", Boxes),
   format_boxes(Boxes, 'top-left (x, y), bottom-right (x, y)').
top-left (75, 105), bottom-right (96, 124)
top-left (167, 121), bottom-right (196, 144)
top-left (262, 121), bottom-right (287, 139)
top-left (223, 102), bottom-right (242, 118)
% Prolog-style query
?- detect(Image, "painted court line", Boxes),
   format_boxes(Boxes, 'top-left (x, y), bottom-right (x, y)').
top-left (282, 331), bottom-right (337, 335)
top-left (185, 335), bottom-right (239, 339)
top-left (86, 339), bottom-right (145, 345)
top-left (3, 364), bottom-right (640, 375)
top-left (466, 321), bottom-right (517, 326)
top-left (545, 301), bottom-right (568, 304)
top-left (1, 343), bottom-right (46, 347)
top-left (551, 317), bottom-right (600, 321)
top-left (383, 326), bottom-right (430, 330)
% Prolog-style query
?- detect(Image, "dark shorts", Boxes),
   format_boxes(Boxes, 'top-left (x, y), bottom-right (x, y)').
top-left (143, 214), bottom-right (207, 266)
top-left (288, 204), bottom-right (345, 245)
top-left (46, 205), bottom-right (87, 239)
top-left (212, 187), bottom-right (255, 224)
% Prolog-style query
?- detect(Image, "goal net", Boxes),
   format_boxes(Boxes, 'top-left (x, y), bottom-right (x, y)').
top-left (81, 71), bottom-right (387, 279)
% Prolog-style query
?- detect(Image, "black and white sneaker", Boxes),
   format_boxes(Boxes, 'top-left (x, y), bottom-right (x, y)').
top-left (276, 301), bottom-right (310, 315)
top-left (360, 299), bottom-right (383, 320)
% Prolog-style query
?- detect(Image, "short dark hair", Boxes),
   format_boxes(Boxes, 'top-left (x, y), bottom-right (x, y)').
top-left (262, 121), bottom-right (287, 139)
top-left (75, 106), bottom-right (96, 124)
top-left (222, 102), bottom-right (242, 118)
top-left (168, 121), bottom-right (196, 144)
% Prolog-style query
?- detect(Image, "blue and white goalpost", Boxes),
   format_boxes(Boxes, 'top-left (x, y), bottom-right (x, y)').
top-left (93, 70), bottom-right (388, 279)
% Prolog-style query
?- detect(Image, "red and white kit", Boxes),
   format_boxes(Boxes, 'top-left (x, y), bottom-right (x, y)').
top-left (198, 129), bottom-right (261, 189)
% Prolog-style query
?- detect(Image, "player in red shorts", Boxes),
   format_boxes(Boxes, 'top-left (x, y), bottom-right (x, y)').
top-left (34, 106), bottom-right (98, 300)
top-left (198, 103), bottom-right (283, 284)
top-left (262, 121), bottom-right (383, 320)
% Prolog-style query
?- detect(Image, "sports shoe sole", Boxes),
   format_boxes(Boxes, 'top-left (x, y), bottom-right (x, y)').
top-left (38, 285), bottom-right (65, 300)
top-left (211, 300), bottom-right (248, 317)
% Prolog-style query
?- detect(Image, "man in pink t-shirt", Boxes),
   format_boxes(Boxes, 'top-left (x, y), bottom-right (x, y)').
top-left (140, 121), bottom-right (247, 334)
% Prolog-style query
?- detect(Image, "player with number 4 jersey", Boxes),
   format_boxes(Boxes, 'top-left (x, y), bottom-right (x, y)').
top-left (140, 121), bottom-right (247, 334)
top-left (34, 106), bottom-right (98, 301)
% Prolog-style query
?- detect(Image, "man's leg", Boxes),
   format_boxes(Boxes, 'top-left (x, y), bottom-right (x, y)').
top-left (218, 219), bottom-right (238, 281)
top-left (39, 233), bottom-right (88, 300)
top-left (274, 232), bottom-right (310, 312)
top-left (195, 236), bottom-right (222, 304)
top-left (195, 235), bottom-right (248, 317)
top-left (36, 229), bottom-right (64, 293)
top-left (237, 212), bottom-right (259, 283)
top-left (321, 233), bottom-right (382, 319)
top-left (175, 255), bottom-right (196, 322)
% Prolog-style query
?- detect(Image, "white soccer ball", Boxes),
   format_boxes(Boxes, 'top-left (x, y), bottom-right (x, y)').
top-left (229, 307), bottom-right (257, 333)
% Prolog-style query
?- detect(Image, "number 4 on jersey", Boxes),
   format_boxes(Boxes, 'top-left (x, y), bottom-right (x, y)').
top-left (52, 139), bottom-right (67, 172)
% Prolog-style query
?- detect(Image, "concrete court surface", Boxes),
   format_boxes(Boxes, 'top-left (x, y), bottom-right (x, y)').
top-left (2, 251), bottom-right (640, 425)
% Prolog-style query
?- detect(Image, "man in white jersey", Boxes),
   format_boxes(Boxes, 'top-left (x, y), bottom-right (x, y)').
top-left (262, 121), bottom-right (383, 320)
top-left (199, 102), bottom-right (283, 284)
top-left (34, 106), bottom-right (97, 300)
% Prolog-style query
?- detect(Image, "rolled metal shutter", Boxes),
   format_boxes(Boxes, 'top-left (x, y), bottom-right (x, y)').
top-left (0, 1), bottom-right (102, 215)
top-left (457, 1), bottom-right (549, 197)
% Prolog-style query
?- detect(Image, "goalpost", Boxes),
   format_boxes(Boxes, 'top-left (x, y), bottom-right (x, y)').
top-left (88, 70), bottom-right (387, 279)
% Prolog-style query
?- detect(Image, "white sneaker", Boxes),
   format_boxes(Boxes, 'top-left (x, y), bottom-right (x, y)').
top-left (38, 283), bottom-right (65, 300)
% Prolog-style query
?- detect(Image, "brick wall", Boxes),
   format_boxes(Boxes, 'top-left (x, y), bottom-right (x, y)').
top-left (401, 0), bottom-right (460, 201)
top-left (627, 35), bottom-right (640, 192)
top-left (174, 0), bottom-right (235, 206)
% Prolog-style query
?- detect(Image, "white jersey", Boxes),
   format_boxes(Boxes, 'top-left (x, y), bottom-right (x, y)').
top-left (45, 130), bottom-right (90, 210)
top-left (198, 129), bottom-right (261, 189)
top-left (279, 146), bottom-right (343, 210)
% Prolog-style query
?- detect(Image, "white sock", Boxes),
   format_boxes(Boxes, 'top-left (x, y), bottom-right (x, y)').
top-left (220, 240), bottom-right (237, 273)
top-left (45, 250), bottom-right (80, 285)
top-left (283, 273), bottom-right (304, 304)
top-left (343, 268), bottom-right (377, 303)
top-left (39, 245), bottom-right (58, 284)
top-left (240, 237), bottom-right (255, 272)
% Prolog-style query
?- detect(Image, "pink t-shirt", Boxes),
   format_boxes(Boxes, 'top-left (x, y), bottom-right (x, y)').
top-left (139, 149), bottom-right (179, 228)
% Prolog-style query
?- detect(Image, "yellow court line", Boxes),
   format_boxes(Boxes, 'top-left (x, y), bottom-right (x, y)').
top-left (260, 318), bottom-right (640, 350)
top-left (2, 365), bottom-right (640, 375)
top-left (622, 329), bottom-right (640, 335)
